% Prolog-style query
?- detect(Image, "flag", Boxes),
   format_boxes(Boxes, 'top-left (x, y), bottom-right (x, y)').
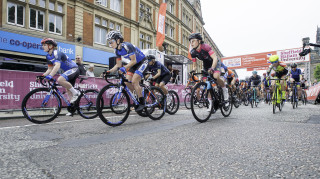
top-left (156, 3), bottom-right (167, 47)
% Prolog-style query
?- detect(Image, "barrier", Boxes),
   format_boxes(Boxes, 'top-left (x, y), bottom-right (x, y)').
top-left (306, 83), bottom-right (320, 101)
top-left (0, 69), bottom-right (188, 110)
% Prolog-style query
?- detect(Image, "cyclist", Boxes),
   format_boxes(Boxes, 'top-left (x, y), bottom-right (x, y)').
top-left (106, 31), bottom-right (148, 112)
top-left (288, 63), bottom-right (302, 101)
top-left (266, 55), bottom-right (288, 101)
top-left (248, 71), bottom-right (262, 102)
top-left (146, 55), bottom-right (171, 96)
top-left (225, 69), bottom-right (236, 90)
top-left (261, 73), bottom-right (271, 102)
top-left (40, 38), bottom-right (80, 104)
top-left (189, 32), bottom-right (229, 109)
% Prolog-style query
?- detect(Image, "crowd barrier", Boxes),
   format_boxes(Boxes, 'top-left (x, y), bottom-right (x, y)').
top-left (306, 83), bottom-right (320, 101)
top-left (0, 69), bottom-right (187, 110)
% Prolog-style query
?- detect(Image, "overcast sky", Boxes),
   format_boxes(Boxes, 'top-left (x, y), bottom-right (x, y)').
top-left (201, 0), bottom-right (320, 57)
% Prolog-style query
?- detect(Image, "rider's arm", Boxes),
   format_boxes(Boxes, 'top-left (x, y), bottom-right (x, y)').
top-left (43, 65), bottom-right (53, 76)
top-left (192, 61), bottom-right (197, 71)
top-left (210, 53), bottom-right (218, 69)
top-left (123, 54), bottom-right (137, 70)
top-left (152, 69), bottom-right (161, 79)
top-left (109, 58), bottom-right (122, 73)
top-left (48, 62), bottom-right (61, 77)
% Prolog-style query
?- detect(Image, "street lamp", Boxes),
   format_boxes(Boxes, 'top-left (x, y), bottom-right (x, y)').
top-left (302, 37), bottom-right (310, 45)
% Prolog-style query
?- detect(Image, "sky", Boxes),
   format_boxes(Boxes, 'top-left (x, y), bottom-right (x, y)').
top-left (201, 0), bottom-right (320, 79)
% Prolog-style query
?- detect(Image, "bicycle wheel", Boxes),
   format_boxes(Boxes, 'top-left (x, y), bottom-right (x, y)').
top-left (243, 93), bottom-right (249, 106)
top-left (184, 93), bottom-right (192, 109)
top-left (292, 89), bottom-right (296, 109)
top-left (220, 87), bottom-right (233, 117)
top-left (78, 89), bottom-right (101, 119)
top-left (166, 90), bottom-right (179, 115)
top-left (191, 82), bottom-right (212, 123)
top-left (96, 84), bottom-right (130, 126)
top-left (145, 86), bottom-right (165, 120)
top-left (233, 91), bottom-right (240, 108)
top-left (250, 92), bottom-right (254, 108)
top-left (302, 92), bottom-right (307, 105)
top-left (272, 88), bottom-right (277, 114)
top-left (22, 88), bottom-right (61, 124)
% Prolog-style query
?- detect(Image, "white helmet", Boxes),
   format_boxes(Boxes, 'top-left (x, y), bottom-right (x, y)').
top-left (106, 31), bottom-right (123, 41)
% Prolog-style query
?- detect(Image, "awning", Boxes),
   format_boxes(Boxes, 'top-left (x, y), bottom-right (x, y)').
top-left (164, 55), bottom-right (193, 64)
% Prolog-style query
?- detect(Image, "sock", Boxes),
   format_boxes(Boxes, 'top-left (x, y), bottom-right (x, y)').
top-left (69, 87), bottom-right (79, 95)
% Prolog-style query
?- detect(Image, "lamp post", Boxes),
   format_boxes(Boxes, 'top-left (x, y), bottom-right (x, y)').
top-left (302, 37), bottom-right (311, 84)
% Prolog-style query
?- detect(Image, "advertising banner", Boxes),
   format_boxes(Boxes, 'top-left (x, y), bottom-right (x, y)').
top-left (222, 47), bottom-right (310, 70)
top-left (306, 83), bottom-right (320, 101)
top-left (0, 30), bottom-right (75, 59)
top-left (156, 3), bottom-right (167, 47)
top-left (0, 70), bottom-right (187, 110)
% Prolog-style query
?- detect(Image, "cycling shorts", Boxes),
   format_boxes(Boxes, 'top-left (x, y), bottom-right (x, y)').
top-left (128, 58), bottom-right (148, 78)
top-left (61, 67), bottom-right (80, 86)
top-left (155, 73), bottom-right (171, 85)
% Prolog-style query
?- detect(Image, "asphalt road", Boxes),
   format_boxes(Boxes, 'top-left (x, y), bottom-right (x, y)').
top-left (0, 103), bottom-right (319, 178)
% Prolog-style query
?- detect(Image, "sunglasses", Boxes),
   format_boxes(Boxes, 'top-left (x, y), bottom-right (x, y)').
top-left (108, 40), bottom-right (116, 45)
top-left (76, 58), bottom-right (81, 59)
top-left (271, 61), bottom-right (278, 64)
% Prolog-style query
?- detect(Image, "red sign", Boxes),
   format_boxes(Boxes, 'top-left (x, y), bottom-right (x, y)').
top-left (156, 3), bottom-right (167, 47)
top-left (306, 83), bottom-right (320, 101)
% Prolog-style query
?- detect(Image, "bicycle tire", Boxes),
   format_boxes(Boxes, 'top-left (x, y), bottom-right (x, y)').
top-left (250, 92), bottom-right (254, 108)
top-left (243, 93), bottom-right (249, 106)
top-left (272, 88), bottom-right (277, 114)
top-left (96, 84), bottom-right (130, 126)
top-left (233, 91), bottom-right (240, 108)
top-left (78, 89), bottom-right (101, 119)
top-left (166, 90), bottom-right (179, 115)
top-left (220, 86), bottom-right (233, 117)
top-left (145, 86), bottom-right (165, 120)
top-left (22, 88), bottom-right (61, 124)
top-left (184, 93), bottom-right (192, 109)
top-left (191, 82), bottom-right (212, 123)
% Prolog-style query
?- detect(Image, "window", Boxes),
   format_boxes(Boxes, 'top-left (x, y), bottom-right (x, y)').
top-left (49, 1), bottom-right (55, 11)
top-left (57, 4), bottom-right (63, 13)
top-left (140, 41), bottom-right (145, 49)
top-left (102, 19), bottom-right (107, 27)
top-left (96, 0), bottom-right (107, 7)
top-left (140, 32), bottom-right (152, 49)
top-left (30, 9), bottom-right (44, 30)
top-left (7, 2), bottom-right (25, 27)
top-left (116, 24), bottom-right (121, 31)
top-left (165, 24), bottom-right (168, 35)
top-left (109, 22), bottom-right (114, 29)
top-left (39, 0), bottom-right (46, 8)
top-left (169, 3), bottom-right (173, 13)
top-left (49, 14), bottom-right (62, 34)
top-left (95, 27), bottom-right (107, 44)
top-left (110, 0), bottom-right (120, 12)
top-left (170, 28), bottom-right (174, 38)
top-left (95, 17), bottom-right (100, 24)
top-left (146, 35), bottom-right (150, 41)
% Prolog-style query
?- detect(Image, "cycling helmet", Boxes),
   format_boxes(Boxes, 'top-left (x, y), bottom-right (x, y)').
top-left (252, 71), bottom-right (257, 75)
top-left (147, 54), bottom-right (156, 61)
top-left (263, 73), bottom-right (267, 75)
top-left (106, 31), bottom-right (124, 42)
top-left (41, 38), bottom-right (57, 47)
top-left (189, 33), bottom-right (202, 42)
top-left (291, 63), bottom-right (297, 68)
top-left (269, 55), bottom-right (279, 63)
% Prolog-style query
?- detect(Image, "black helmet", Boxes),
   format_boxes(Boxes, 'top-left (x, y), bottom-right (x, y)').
top-left (147, 55), bottom-right (156, 61)
top-left (106, 31), bottom-right (124, 41)
top-left (189, 33), bottom-right (202, 42)
top-left (291, 63), bottom-right (297, 68)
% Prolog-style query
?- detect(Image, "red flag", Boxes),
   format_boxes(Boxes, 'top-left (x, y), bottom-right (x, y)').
top-left (156, 3), bottom-right (167, 47)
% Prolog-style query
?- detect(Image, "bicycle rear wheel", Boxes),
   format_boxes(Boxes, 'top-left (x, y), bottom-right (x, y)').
top-left (166, 90), bottom-right (179, 115)
top-left (243, 93), bottom-right (249, 106)
top-left (272, 88), bottom-right (277, 114)
top-left (96, 84), bottom-right (130, 126)
top-left (184, 93), bottom-right (192, 109)
top-left (233, 91), bottom-right (240, 108)
top-left (191, 82), bottom-right (212, 123)
top-left (145, 86), bottom-right (165, 120)
top-left (78, 89), bottom-right (101, 119)
top-left (22, 88), bottom-right (61, 124)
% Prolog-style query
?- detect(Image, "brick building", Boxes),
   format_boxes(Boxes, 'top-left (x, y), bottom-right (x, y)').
top-left (0, 0), bottom-right (222, 79)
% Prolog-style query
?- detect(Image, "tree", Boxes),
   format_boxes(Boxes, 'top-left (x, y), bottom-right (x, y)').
top-left (314, 64), bottom-right (320, 81)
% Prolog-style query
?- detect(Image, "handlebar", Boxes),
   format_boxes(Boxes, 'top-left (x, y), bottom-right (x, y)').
top-left (190, 70), bottom-right (209, 82)
top-left (36, 76), bottom-right (55, 87)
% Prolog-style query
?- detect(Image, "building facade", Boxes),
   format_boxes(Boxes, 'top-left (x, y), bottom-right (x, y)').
top-left (0, 0), bottom-right (222, 78)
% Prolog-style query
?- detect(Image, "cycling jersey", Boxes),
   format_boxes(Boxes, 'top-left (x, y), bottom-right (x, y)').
top-left (226, 69), bottom-right (235, 79)
top-left (46, 50), bottom-right (78, 72)
top-left (289, 68), bottom-right (302, 82)
top-left (248, 75), bottom-right (261, 87)
top-left (148, 61), bottom-right (170, 77)
top-left (262, 78), bottom-right (270, 87)
top-left (115, 42), bottom-right (145, 63)
top-left (191, 43), bottom-right (220, 71)
top-left (267, 62), bottom-right (288, 78)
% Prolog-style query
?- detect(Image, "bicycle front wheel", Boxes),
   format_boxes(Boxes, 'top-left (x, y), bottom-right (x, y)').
top-left (21, 88), bottom-right (61, 124)
top-left (191, 82), bottom-right (212, 123)
top-left (166, 90), bottom-right (179, 115)
top-left (220, 87), bottom-right (233, 117)
top-left (78, 89), bottom-right (101, 119)
top-left (96, 84), bottom-right (130, 126)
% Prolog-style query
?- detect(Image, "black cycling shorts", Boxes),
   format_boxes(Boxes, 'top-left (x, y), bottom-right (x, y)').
top-left (156, 73), bottom-right (171, 85)
top-left (128, 58), bottom-right (148, 78)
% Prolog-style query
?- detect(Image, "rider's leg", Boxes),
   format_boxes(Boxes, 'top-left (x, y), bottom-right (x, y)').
top-left (280, 77), bottom-right (286, 100)
top-left (124, 73), bottom-right (135, 92)
top-left (297, 85), bottom-right (302, 100)
top-left (213, 72), bottom-right (229, 101)
top-left (58, 74), bottom-right (79, 103)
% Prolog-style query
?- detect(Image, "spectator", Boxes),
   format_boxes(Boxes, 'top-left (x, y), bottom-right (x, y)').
top-left (75, 55), bottom-right (86, 75)
top-left (86, 64), bottom-right (95, 77)
top-left (313, 79), bottom-right (318, 86)
top-left (167, 64), bottom-right (179, 84)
